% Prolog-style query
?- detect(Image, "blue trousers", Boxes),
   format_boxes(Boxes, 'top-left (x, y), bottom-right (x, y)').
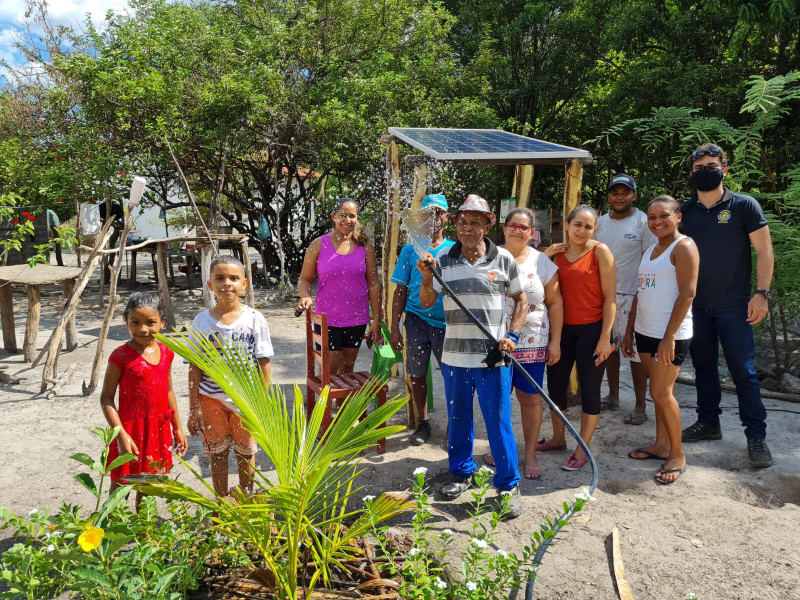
top-left (442, 364), bottom-right (520, 490)
top-left (690, 304), bottom-right (767, 439)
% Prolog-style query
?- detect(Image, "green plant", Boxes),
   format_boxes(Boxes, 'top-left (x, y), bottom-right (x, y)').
top-left (0, 426), bottom-right (230, 599)
top-left (369, 467), bottom-right (591, 599)
top-left (133, 330), bottom-right (412, 599)
top-left (0, 192), bottom-right (76, 267)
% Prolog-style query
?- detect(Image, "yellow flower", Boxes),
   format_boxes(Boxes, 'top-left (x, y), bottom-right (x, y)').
top-left (77, 526), bottom-right (104, 552)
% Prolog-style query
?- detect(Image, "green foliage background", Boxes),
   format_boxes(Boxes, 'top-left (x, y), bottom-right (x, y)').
top-left (1, 0), bottom-right (798, 366)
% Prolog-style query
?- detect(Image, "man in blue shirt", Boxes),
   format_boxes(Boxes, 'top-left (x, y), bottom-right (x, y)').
top-left (390, 194), bottom-right (454, 446)
top-left (680, 143), bottom-right (775, 468)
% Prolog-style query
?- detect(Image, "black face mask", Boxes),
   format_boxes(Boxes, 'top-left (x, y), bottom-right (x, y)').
top-left (691, 166), bottom-right (724, 191)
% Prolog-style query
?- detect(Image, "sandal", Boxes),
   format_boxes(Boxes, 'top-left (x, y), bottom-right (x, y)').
top-left (523, 464), bottom-right (542, 479)
top-left (600, 401), bottom-right (620, 412)
top-left (628, 447), bottom-right (667, 461)
top-left (654, 462), bottom-right (687, 485)
top-left (624, 412), bottom-right (648, 425)
top-left (483, 454), bottom-right (495, 467)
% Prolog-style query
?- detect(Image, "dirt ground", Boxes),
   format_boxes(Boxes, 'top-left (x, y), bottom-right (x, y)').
top-left (1, 251), bottom-right (799, 600)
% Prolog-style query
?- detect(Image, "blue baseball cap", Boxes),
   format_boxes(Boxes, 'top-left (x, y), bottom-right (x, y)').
top-left (608, 173), bottom-right (636, 191)
top-left (421, 193), bottom-right (448, 211)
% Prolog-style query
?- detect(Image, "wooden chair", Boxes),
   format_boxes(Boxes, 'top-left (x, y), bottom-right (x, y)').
top-left (305, 311), bottom-right (388, 454)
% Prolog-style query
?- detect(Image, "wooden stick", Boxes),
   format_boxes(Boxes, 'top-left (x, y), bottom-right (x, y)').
top-left (23, 284), bottom-right (40, 362)
top-left (200, 244), bottom-right (215, 309)
top-left (0, 279), bottom-right (18, 353)
top-left (241, 239), bottom-right (255, 307)
top-left (34, 219), bottom-right (115, 391)
top-left (156, 242), bottom-right (176, 328)
top-left (675, 375), bottom-right (800, 403)
top-left (83, 208), bottom-right (136, 396)
top-left (612, 524), bottom-right (636, 600)
top-left (62, 279), bottom-right (78, 351)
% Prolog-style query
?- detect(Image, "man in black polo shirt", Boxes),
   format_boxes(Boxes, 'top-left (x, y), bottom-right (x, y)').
top-left (680, 143), bottom-right (775, 468)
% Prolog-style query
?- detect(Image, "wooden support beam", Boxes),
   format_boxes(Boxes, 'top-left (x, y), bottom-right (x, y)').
top-left (62, 279), bottom-right (78, 351)
top-left (241, 239), bottom-right (255, 307)
top-left (382, 140), bottom-right (402, 322)
top-left (563, 159), bottom-right (584, 405)
top-left (0, 280), bottom-right (17, 353)
top-left (513, 165), bottom-right (535, 208)
top-left (156, 242), bottom-right (176, 328)
top-left (23, 285), bottom-right (40, 362)
top-left (200, 244), bottom-right (216, 309)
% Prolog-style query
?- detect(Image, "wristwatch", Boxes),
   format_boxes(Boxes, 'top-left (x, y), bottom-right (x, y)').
top-left (755, 289), bottom-right (772, 299)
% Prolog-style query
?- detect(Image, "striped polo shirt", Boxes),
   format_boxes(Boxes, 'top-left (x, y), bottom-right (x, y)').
top-left (433, 239), bottom-right (523, 368)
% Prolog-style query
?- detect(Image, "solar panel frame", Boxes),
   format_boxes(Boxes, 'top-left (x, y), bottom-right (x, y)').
top-left (388, 127), bottom-right (592, 163)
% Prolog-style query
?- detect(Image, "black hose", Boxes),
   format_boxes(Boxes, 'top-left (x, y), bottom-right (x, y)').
top-left (423, 263), bottom-right (598, 597)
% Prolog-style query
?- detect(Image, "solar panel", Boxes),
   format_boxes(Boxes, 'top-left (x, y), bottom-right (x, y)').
top-left (388, 127), bottom-right (591, 163)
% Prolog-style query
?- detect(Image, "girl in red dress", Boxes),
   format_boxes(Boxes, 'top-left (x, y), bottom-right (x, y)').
top-left (100, 292), bottom-right (188, 508)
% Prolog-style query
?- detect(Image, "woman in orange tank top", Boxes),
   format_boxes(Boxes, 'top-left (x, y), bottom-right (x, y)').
top-left (538, 205), bottom-right (617, 470)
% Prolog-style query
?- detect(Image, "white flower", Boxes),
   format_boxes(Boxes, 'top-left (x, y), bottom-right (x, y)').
top-left (408, 547), bottom-right (421, 556)
top-left (45, 544), bottom-right (55, 553)
top-left (470, 537), bottom-right (488, 549)
top-left (362, 495), bottom-right (376, 503)
top-left (574, 487), bottom-right (598, 502)
top-left (435, 578), bottom-right (447, 589)
top-left (442, 529), bottom-right (453, 536)
top-left (478, 465), bottom-right (492, 474)
top-left (496, 549), bottom-right (508, 559)
top-left (28, 508), bottom-right (38, 517)
top-left (500, 490), bottom-right (512, 497)
top-left (686, 595), bottom-right (698, 600)
top-left (466, 581), bottom-right (478, 591)
top-left (413, 467), bottom-right (428, 476)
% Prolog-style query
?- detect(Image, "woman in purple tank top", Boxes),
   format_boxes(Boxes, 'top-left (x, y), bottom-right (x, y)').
top-left (297, 198), bottom-right (382, 374)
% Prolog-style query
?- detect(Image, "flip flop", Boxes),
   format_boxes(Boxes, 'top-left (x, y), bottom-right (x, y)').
top-left (535, 438), bottom-right (567, 452)
top-left (628, 448), bottom-right (667, 461)
top-left (600, 401), bottom-right (620, 412)
top-left (523, 464), bottom-right (542, 479)
top-left (654, 463), bottom-right (687, 485)
top-left (483, 453), bottom-right (495, 467)
top-left (624, 412), bottom-right (648, 425)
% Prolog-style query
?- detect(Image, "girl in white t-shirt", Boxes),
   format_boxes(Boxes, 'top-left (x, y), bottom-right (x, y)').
top-left (622, 196), bottom-right (699, 485)
top-left (484, 208), bottom-right (564, 479)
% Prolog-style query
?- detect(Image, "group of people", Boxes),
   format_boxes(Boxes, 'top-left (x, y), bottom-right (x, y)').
top-left (100, 142), bottom-right (774, 519)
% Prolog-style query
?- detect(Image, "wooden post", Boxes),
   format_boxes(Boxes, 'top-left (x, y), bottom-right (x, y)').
top-left (62, 279), bottom-right (78, 351)
top-left (199, 243), bottom-right (215, 309)
top-left (563, 159), bottom-right (584, 405)
top-left (382, 140), bottom-right (402, 322)
top-left (156, 242), bottom-right (176, 328)
top-left (23, 284), bottom-right (40, 362)
top-left (0, 280), bottom-right (17, 353)
top-left (513, 165), bottom-right (534, 207)
top-left (241, 239), bottom-right (255, 307)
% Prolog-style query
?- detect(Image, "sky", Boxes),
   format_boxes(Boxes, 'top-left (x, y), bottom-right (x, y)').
top-left (0, 0), bottom-right (128, 78)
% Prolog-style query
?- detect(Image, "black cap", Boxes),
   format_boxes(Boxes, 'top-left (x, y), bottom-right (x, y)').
top-left (608, 173), bottom-right (636, 191)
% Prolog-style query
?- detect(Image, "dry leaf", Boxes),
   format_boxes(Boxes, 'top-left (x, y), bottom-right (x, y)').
top-left (645, 497), bottom-right (658, 506)
top-left (576, 514), bottom-right (591, 523)
top-left (621, 523), bottom-right (632, 529)
top-left (691, 539), bottom-right (704, 548)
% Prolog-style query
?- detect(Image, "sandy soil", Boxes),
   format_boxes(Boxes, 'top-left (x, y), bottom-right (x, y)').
top-left (1, 251), bottom-right (799, 600)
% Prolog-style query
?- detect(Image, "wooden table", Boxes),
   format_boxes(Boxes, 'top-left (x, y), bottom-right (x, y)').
top-left (0, 265), bottom-right (82, 362)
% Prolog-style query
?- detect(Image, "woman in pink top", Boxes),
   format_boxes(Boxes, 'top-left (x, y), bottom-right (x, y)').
top-left (297, 198), bottom-right (382, 374)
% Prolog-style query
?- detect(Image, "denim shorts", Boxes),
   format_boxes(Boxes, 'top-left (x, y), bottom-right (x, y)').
top-left (404, 312), bottom-right (445, 378)
top-left (511, 360), bottom-right (546, 395)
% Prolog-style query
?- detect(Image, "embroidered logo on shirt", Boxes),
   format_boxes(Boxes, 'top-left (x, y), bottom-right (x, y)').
top-left (488, 271), bottom-right (496, 282)
top-left (718, 210), bottom-right (731, 224)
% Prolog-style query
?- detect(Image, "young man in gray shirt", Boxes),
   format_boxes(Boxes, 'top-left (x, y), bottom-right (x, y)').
top-left (594, 173), bottom-right (656, 424)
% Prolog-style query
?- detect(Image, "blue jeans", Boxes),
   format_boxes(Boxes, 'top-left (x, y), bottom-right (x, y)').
top-left (442, 364), bottom-right (520, 490)
top-left (690, 304), bottom-right (766, 439)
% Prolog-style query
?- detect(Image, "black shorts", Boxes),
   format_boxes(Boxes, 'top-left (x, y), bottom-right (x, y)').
top-left (635, 332), bottom-right (691, 366)
top-left (314, 323), bottom-right (367, 351)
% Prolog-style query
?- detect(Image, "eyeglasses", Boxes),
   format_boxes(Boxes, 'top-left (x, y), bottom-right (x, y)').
top-left (691, 145), bottom-right (722, 160)
top-left (505, 223), bottom-right (531, 232)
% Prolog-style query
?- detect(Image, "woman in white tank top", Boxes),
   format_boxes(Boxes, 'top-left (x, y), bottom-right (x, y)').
top-left (621, 196), bottom-right (699, 485)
